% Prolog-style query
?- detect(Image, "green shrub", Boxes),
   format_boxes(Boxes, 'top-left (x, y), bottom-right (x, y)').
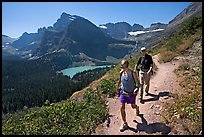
top-left (2, 88), bottom-right (108, 135)
top-left (99, 78), bottom-right (116, 97)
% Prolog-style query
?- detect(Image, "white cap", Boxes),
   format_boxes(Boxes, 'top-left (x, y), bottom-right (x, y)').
top-left (141, 47), bottom-right (146, 51)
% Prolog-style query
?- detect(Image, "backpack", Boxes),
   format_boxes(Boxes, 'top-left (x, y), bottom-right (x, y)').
top-left (119, 70), bottom-right (139, 97)
top-left (120, 69), bottom-right (136, 85)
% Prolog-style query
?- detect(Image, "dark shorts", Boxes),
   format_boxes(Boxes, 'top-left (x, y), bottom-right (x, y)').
top-left (120, 89), bottom-right (136, 104)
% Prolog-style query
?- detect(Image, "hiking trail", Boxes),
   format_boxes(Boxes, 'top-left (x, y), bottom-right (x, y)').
top-left (94, 53), bottom-right (187, 135)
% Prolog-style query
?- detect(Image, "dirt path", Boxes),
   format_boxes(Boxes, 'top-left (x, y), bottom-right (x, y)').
top-left (94, 54), bottom-right (186, 135)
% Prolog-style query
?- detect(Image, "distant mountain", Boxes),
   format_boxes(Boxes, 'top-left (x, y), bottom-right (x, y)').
top-left (99, 22), bottom-right (132, 39)
top-left (10, 27), bottom-right (46, 58)
top-left (99, 22), bottom-right (167, 39)
top-left (2, 35), bottom-right (17, 44)
top-left (132, 24), bottom-right (144, 31)
top-left (53, 12), bottom-right (82, 31)
top-left (2, 35), bottom-right (21, 60)
top-left (8, 12), bottom-right (134, 63)
top-left (9, 13), bottom-right (82, 59)
top-left (144, 23), bottom-right (167, 31)
top-left (35, 17), bottom-right (135, 61)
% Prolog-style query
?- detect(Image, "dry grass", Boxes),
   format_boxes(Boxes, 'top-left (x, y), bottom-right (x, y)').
top-left (159, 50), bottom-right (178, 63)
top-left (177, 38), bottom-right (194, 53)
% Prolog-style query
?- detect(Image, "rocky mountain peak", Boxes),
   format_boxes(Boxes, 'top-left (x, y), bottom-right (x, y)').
top-left (132, 24), bottom-right (144, 31)
top-left (53, 12), bottom-right (82, 31)
top-left (168, 2), bottom-right (202, 27)
top-left (148, 22), bottom-right (167, 30)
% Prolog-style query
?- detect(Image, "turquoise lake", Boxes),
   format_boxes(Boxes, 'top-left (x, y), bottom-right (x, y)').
top-left (60, 65), bottom-right (112, 78)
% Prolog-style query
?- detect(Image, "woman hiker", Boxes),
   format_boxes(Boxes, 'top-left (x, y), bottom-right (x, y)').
top-left (116, 59), bottom-right (140, 132)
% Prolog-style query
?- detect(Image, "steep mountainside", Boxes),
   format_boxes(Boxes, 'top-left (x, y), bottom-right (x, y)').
top-left (52, 12), bottom-right (82, 31)
top-left (35, 18), bottom-right (135, 61)
top-left (7, 13), bottom-right (82, 60)
top-left (2, 35), bottom-right (21, 60)
top-left (11, 28), bottom-right (46, 50)
top-left (99, 22), bottom-right (132, 39)
top-left (2, 35), bottom-right (17, 44)
top-left (168, 2), bottom-right (202, 27)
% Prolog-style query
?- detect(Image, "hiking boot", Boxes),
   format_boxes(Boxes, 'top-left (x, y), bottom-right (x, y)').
top-left (120, 122), bottom-right (128, 132)
top-left (136, 106), bottom-right (140, 116)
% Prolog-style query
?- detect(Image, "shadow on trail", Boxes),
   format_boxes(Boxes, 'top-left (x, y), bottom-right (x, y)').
top-left (128, 114), bottom-right (171, 135)
top-left (141, 91), bottom-right (173, 104)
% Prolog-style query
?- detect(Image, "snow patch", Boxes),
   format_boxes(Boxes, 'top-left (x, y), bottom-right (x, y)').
top-left (69, 16), bottom-right (76, 20)
top-left (152, 29), bottom-right (164, 32)
top-left (128, 31), bottom-right (147, 36)
top-left (52, 50), bottom-right (57, 53)
top-left (99, 25), bottom-right (107, 29)
top-left (128, 29), bottom-right (164, 36)
top-left (28, 42), bottom-right (35, 45)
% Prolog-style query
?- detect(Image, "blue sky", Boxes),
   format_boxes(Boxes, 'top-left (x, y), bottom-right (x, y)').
top-left (2, 2), bottom-right (191, 38)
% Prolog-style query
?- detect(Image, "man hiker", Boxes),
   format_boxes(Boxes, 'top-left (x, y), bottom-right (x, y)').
top-left (134, 47), bottom-right (153, 103)
top-left (116, 59), bottom-right (140, 132)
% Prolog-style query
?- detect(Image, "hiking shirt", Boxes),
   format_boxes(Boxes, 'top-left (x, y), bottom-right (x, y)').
top-left (137, 54), bottom-right (153, 70)
top-left (121, 70), bottom-right (135, 93)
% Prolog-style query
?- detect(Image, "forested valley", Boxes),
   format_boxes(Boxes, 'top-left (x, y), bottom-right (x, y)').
top-left (2, 59), bottom-right (111, 114)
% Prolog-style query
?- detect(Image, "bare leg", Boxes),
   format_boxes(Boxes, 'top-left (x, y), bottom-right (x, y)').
top-left (120, 103), bottom-right (126, 123)
top-left (131, 103), bottom-right (140, 115)
top-left (120, 103), bottom-right (128, 131)
top-left (131, 103), bottom-right (137, 108)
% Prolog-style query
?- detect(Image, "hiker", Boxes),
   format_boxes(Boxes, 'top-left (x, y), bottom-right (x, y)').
top-left (116, 59), bottom-right (140, 132)
top-left (134, 47), bottom-right (153, 103)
